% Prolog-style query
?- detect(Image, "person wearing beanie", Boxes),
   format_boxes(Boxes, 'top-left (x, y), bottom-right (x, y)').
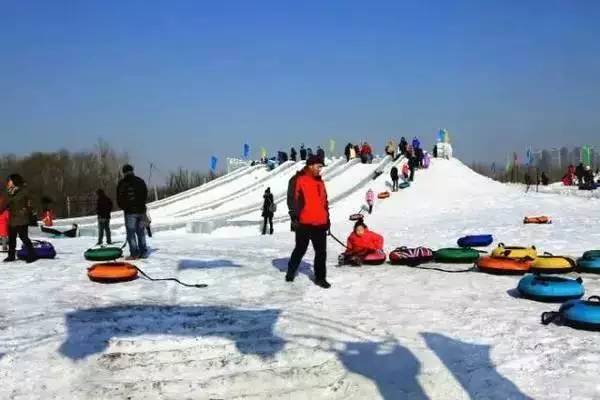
top-left (286, 155), bottom-right (331, 288)
top-left (96, 189), bottom-right (113, 245)
top-left (116, 164), bottom-right (149, 259)
top-left (1, 174), bottom-right (37, 263)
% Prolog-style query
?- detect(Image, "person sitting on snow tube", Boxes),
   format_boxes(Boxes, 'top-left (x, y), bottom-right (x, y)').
top-left (340, 220), bottom-right (384, 265)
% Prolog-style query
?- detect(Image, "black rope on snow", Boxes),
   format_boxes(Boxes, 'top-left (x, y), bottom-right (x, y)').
top-left (410, 265), bottom-right (477, 274)
top-left (328, 231), bottom-right (349, 250)
top-left (135, 267), bottom-right (208, 288)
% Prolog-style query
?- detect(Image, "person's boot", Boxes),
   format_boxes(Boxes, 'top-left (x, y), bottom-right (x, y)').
top-left (270, 229), bottom-right (274, 235)
top-left (3, 253), bottom-right (16, 262)
top-left (314, 279), bottom-right (331, 289)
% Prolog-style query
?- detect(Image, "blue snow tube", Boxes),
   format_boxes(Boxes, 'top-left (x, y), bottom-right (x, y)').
top-left (577, 251), bottom-right (600, 273)
top-left (457, 234), bottom-right (493, 248)
top-left (517, 274), bottom-right (584, 302)
top-left (542, 296), bottom-right (600, 331)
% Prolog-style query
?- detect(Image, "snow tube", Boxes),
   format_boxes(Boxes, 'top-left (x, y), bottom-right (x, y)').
top-left (434, 248), bottom-right (480, 264)
top-left (362, 249), bottom-right (387, 265)
top-left (490, 243), bottom-right (537, 260)
top-left (87, 262), bottom-right (138, 283)
top-left (457, 234), bottom-right (493, 248)
top-left (349, 214), bottom-right (364, 221)
top-left (530, 256), bottom-right (575, 274)
top-left (577, 251), bottom-right (600, 273)
top-left (389, 247), bottom-right (434, 266)
top-left (523, 216), bottom-right (552, 224)
top-left (476, 256), bottom-right (531, 275)
top-left (542, 296), bottom-right (600, 331)
top-left (398, 181), bottom-right (410, 189)
top-left (84, 246), bottom-right (123, 262)
top-left (377, 191), bottom-right (390, 199)
top-left (17, 240), bottom-right (56, 260)
top-left (517, 274), bottom-right (584, 302)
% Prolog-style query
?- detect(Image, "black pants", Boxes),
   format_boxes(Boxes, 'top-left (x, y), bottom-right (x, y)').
top-left (288, 226), bottom-right (327, 281)
top-left (98, 218), bottom-right (112, 244)
top-left (392, 179), bottom-right (399, 191)
top-left (409, 167), bottom-right (415, 182)
top-left (8, 225), bottom-right (35, 259)
top-left (368, 204), bottom-right (373, 214)
top-left (262, 216), bottom-right (273, 235)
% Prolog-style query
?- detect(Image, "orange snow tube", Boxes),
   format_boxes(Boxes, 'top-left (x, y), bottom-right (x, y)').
top-left (523, 216), bottom-right (552, 224)
top-left (377, 191), bottom-right (390, 199)
top-left (477, 256), bottom-right (532, 275)
top-left (88, 262), bottom-right (138, 283)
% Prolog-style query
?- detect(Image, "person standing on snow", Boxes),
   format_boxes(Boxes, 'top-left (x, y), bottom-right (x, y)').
top-left (316, 146), bottom-right (326, 163)
top-left (286, 155), bottom-right (331, 288)
top-left (290, 147), bottom-right (297, 162)
top-left (408, 149), bottom-right (419, 182)
top-left (366, 188), bottom-right (375, 214)
top-left (2, 174), bottom-right (37, 263)
top-left (307, 147), bottom-right (314, 158)
top-left (117, 164), bottom-right (149, 260)
top-left (412, 137), bottom-right (421, 150)
top-left (399, 137), bottom-right (408, 156)
top-left (262, 187), bottom-right (275, 235)
top-left (299, 144), bottom-right (307, 161)
top-left (344, 143), bottom-right (353, 162)
top-left (0, 195), bottom-right (9, 252)
top-left (96, 189), bottom-right (113, 245)
top-left (390, 166), bottom-right (399, 192)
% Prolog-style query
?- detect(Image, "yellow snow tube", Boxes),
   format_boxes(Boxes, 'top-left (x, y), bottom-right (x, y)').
top-left (490, 243), bottom-right (537, 260)
top-left (530, 255), bottom-right (575, 274)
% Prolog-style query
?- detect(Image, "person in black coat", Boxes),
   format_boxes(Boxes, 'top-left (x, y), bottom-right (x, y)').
top-left (262, 187), bottom-right (275, 235)
top-left (117, 164), bottom-right (149, 259)
top-left (408, 151), bottom-right (419, 182)
top-left (96, 189), bottom-right (113, 245)
top-left (316, 146), bottom-right (325, 163)
top-left (541, 172), bottom-right (550, 186)
top-left (344, 143), bottom-right (352, 162)
top-left (299, 145), bottom-right (307, 161)
top-left (290, 147), bottom-right (297, 162)
top-left (399, 137), bottom-right (408, 155)
top-left (390, 166), bottom-right (399, 192)
top-left (575, 163), bottom-right (585, 184)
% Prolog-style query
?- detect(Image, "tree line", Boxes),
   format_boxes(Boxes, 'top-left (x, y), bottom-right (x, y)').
top-left (0, 141), bottom-right (221, 218)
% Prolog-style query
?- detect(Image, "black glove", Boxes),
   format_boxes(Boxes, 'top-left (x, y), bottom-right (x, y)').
top-left (290, 219), bottom-right (299, 232)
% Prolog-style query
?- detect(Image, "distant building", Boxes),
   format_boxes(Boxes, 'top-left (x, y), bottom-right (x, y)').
top-left (572, 147), bottom-right (582, 165)
top-left (560, 147), bottom-right (570, 167)
top-left (549, 148), bottom-right (561, 169)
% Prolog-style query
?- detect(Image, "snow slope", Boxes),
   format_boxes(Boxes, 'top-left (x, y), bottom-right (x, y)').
top-left (2, 158), bottom-right (600, 400)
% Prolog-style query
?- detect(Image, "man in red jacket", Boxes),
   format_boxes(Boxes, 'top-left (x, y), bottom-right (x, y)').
top-left (286, 155), bottom-right (331, 288)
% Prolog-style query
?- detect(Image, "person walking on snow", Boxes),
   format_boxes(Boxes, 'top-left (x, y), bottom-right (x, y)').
top-left (366, 188), bottom-right (375, 214)
top-left (299, 144), bottom-right (307, 161)
top-left (390, 166), bottom-right (399, 192)
top-left (408, 150), bottom-right (419, 182)
top-left (316, 146), bottom-right (326, 163)
top-left (262, 187), bottom-right (275, 235)
top-left (1, 174), bottom-right (37, 263)
top-left (96, 189), bottom-right (113, 245)
top-left (344, 143), bottom-right (353, 162)
top-left (290, 147), bottom-right (297, 162)
top-left (286, 155), bottom-right (331, 288)
top-left (412, 137), bottom-right (421, 150)
top-left (0, 196), bottom-right (9, 252)
top-left (399, 137), bottom-right (408, 155)
top-left (117, 164), bottom-right (149, 260)
top-left (360, 142), bottom-right (373, 164)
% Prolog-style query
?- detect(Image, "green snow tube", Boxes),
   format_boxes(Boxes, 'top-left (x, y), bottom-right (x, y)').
top-left (84, 246), bottom-right (123, 262)
top-left (434, 248), bottom-right (480, 264)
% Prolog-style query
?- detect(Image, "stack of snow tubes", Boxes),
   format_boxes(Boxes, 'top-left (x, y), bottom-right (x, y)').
top-left (577, 250), bottom-right (600, 273)
top-left (476, 243), bottom-right (536, 275)
top-left (83, 245), bottom-right (139, 283)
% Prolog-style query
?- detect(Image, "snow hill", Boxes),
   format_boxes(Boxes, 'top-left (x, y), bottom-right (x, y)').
top-left (2, 157), bottom-right (600, 400)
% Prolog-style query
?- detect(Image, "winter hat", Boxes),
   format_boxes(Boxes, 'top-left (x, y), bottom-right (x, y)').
top-left (122, 164), bottom-right (134, 174)
top-left (7, 174), bottom-right (24, 187)
top-left (306, 155), bottom-right (325, 167)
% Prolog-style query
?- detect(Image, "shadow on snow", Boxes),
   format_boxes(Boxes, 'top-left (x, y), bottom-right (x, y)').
top-left (59, 305), bottom-right (284, 360)
top-left (422, 332), bottom-right (533, 400)
top-left (271, 257), bottom-right (314, 280)
top-left (177, 259), bottom-right (242, 270)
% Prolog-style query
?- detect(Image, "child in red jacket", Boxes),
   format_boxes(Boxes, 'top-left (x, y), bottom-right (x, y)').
top-left (339, 220), bottom-right (384, 266)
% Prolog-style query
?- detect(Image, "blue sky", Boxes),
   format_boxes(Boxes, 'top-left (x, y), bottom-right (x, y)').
top-left (1, 0), bottom-right (599, 176)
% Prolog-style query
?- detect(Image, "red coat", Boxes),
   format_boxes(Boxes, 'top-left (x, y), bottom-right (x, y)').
top-left (346, 229), bottom-right (384, 255)
top-left (361, 144), bottom-right (372, 155)
top-left (0, 209), bottom-right (9, 237)
top-left (287, 169), bottom-right (329, 227)
top-left (42, 210), bottom-right (55, 227)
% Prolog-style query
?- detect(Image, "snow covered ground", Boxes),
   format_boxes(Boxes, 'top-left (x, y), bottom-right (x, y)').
top-left (2, 158), bottom-right (600, 399)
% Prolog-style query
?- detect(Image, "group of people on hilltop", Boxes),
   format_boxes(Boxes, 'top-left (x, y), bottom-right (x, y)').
top-left (0, 164), bottom-right (151, 262)
top-left (562, 163), bottom-right (600, 190)
top-left (343, 142), bottom-right (374, 164)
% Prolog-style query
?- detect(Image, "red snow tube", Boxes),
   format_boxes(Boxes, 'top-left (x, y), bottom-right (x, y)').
top-left (362, 249), bottom-right (387, 265)
top-left (88, 262), bottom-right (138, 283)
top-left (377, 191), bottom-right (390, 199)
top-left (389, 247), bottom-right (434, 266)
top-left (523, 216), bottom-right (552, 224)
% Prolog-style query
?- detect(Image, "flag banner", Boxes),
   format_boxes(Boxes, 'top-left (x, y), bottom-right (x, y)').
top-left (329, 139), bottom-right (336, 155)
top-left (243, 143), bottom-right (250, 159)
top-left (210, 156), bottom-right (218, 172)
top-left (261, 147), bottom-right (267, 158)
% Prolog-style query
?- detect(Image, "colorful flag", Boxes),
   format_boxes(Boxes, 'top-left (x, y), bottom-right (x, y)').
top-left (260, 147), bottom-right (267, 159)
top-left (329, 139), bottom-right (336, 155)
top-left (210, 156), bottom-right (218, 172)
top-left (243, 143), bottom-right (250, 159)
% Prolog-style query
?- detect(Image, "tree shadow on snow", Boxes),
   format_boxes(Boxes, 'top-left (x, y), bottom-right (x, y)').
top-left (59, 305), bottom-right (285, 360)
top-left (337, 340), bottom-right (429, 400)
top-left (272, 258), bottom-right (314, 280)
top-left (178, 259), bottom-right (242, 270)
top-left (422, 333), bottom-right (533, 400)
